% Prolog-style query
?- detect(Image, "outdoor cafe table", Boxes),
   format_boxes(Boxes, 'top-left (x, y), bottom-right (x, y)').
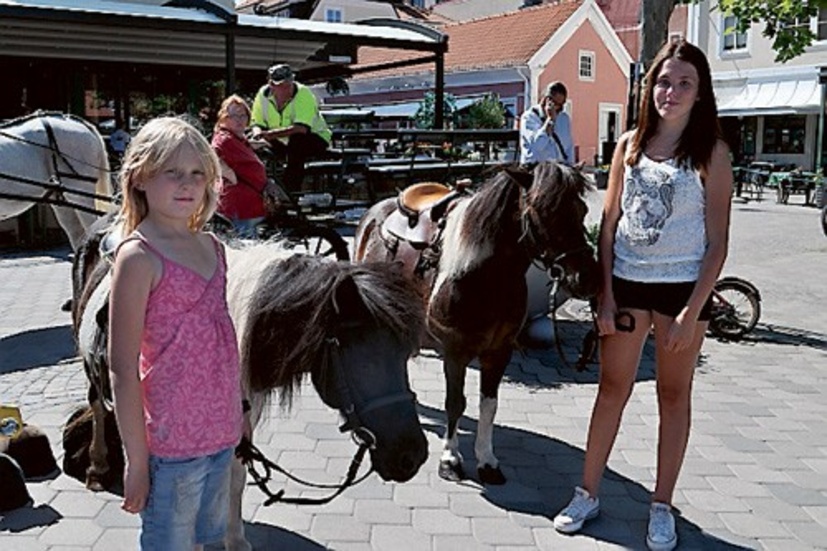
top-left (766, 171), bottom-right (816, 205)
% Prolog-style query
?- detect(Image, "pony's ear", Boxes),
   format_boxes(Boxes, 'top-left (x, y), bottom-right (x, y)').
top-left (331, 273), bottom-right (367, 320)
top-left (504, 164), bottom-right (535, 190)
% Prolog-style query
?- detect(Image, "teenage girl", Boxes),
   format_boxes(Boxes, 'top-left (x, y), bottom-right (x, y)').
top-left (554, 39), bottom-right (732, 551)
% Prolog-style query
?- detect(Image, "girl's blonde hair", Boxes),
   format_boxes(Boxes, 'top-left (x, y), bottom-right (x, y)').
top-left (214, 94), bottom-right (251, 134)
top-left (119, 117), bottom-right (220, 234)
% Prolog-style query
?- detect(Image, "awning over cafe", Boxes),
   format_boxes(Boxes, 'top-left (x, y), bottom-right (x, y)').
top-left (716, 74), bottom-right (822, 117)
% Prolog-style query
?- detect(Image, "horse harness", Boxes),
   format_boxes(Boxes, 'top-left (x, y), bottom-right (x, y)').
top-left (237, 322), bottom-right (416, 506)
top-left (0, 113), bottom-right (112, 215)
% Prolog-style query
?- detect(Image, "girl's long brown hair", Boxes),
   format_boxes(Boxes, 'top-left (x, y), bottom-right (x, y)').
top-left (628, 39), bottom-right (721, 170)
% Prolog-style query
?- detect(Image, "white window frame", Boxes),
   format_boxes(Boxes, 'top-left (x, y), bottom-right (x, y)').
top-left (813, 7), bottom-right (827, 42)
top-left (325, 7), bottom-right (343, 23)
top-left (720, 14), bottom-right (749, 56)
top-left (578, 50), bottom-right (595, 82)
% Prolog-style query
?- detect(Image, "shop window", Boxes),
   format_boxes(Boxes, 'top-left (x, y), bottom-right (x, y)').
top-left (762, 115), bottom-right (806, 155)
top-left (818, 7), bottom-right (827, 41)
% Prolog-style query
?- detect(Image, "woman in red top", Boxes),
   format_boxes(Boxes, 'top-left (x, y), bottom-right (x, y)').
top-left (212, 95), bottom-right (269, 238)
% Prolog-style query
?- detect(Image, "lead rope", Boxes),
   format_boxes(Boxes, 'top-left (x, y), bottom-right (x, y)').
top-left (235, 335), bottom-right (375, 506)
top-left (235, 436), bottom-right (373, 506)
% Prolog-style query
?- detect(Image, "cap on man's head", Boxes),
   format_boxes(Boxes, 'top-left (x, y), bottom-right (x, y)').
top-left (268, 64), bottom-right (294, 84)
top-left (545, 81), bottom-right (568, 98)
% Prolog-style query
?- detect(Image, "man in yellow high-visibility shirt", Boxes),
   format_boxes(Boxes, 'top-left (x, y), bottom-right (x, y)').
top-left (250, 64), bottom-right (332, 192)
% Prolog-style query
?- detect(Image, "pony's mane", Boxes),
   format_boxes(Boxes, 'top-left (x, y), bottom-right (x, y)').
top-left (526, 161), bottom-right (591, 218)
top-left (439, 170), bottom-right (522, 278)
top-left (231, 247), bottom-right (425, 409)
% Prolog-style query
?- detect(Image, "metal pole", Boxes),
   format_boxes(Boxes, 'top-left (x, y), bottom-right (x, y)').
top-left (815, 67), bottom-right (826, 207)
top-left (434, 52), bottom-right (445, 129)
top-left (626, 62), bottom-right (639, 130)
top-left (226, 30), bottom-right (236, 94)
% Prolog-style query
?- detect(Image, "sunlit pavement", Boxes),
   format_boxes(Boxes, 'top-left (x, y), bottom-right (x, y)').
top-left (2, 191), bottom-right (826, 550)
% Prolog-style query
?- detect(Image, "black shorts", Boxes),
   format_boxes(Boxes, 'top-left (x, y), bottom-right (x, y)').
top-left (612, 276), bottom-right (713, 321)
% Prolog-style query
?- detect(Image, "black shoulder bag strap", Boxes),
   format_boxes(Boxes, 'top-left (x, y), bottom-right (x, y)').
top-left (534, 105), bottom-right (569, 164)
top-left (550, 128), bottom-right (569, 164)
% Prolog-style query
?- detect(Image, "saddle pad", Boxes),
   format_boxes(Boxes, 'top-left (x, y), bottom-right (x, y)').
top-left (382, 209), bottom-right (438, 248)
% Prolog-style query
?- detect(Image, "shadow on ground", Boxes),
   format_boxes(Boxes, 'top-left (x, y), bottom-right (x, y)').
top-left (204, 522), bottom-right (324, 551)
top-left (0, 325), bottom-right (76, 374)
top-left (0, 504), bottom-right (62, 533)
top-left (0, 247), bottom-right (71, 263)
top-left (747, 324), bottom-right (827, 351)
top-left (416, 402), bottom-right (753, 550)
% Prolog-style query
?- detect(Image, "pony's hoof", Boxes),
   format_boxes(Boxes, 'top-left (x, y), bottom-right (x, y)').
top-left (477, 464), bottom-right (506, 485)
top-left (438, 460), bottom-right (465, 482)
top-left (85, 476), bottom-right (106, 492)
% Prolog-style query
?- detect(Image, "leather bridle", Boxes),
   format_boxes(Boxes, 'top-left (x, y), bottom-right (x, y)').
top-left (237, 330), bottom-right (416, 506)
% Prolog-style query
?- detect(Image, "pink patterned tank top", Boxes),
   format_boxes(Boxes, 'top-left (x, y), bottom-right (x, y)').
top-left (132, 234), bottom-right (242, 458)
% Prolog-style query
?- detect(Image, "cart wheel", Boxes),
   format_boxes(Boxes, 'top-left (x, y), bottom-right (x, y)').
top-left (283, 225), bottom-right (350, 261)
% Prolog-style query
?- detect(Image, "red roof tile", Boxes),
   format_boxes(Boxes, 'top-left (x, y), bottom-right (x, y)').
top-left (355, 0), bottom-right (582, 79)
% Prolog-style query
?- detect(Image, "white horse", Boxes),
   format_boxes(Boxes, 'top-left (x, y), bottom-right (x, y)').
top-left (0, 112), bottom-right (114, 250)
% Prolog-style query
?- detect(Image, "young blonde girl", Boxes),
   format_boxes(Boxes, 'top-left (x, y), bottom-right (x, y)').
top-left (108, 117), bottom-right (244, 551)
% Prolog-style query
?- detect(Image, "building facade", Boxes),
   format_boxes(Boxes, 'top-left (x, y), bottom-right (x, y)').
top-left (688, 1), bottom-right (827, 171)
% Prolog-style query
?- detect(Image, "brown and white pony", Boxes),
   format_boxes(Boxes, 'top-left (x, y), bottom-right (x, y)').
top-left (354, 162), bottom-right (599, 484)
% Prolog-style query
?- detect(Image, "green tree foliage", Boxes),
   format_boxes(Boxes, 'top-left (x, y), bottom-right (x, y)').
top-left (414, 91), bottom-right (457, 129)
top-left (466, 94), bottom-right (506, 129)
top-left (716, 0), bottom-right (827, 63)
top-left (642, 0), bottom-right (827, 70)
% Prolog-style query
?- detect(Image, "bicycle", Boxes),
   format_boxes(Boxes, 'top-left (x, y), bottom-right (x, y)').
top-left (708, 276), bottom-right (761, 340)
top-left (561, 275), bottom-right (761, 371)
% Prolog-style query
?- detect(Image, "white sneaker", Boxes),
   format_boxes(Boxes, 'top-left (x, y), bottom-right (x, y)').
top-left (553, 486), bottom-right (600, 533)
top-left (647, 502), bottom-right (677, 551)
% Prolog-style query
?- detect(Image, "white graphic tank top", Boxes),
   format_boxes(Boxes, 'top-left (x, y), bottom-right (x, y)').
top-left (613, 154), bottom-right (707, 282)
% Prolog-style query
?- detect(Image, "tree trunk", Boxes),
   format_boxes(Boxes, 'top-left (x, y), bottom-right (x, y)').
top-left (640, 0), bottom-right (677, 72)
top-left (627, 0), bottom-right (677, 129)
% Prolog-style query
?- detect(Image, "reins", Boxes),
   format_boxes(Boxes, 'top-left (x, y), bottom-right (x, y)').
top-left (550, 289), bottom-right (637, 371)
top-left (0, 113), bottom-right (115, 215)
top-left (236, 331), bottom-right (416, 506)
top-left (235, 434), bottom-right (373, 506)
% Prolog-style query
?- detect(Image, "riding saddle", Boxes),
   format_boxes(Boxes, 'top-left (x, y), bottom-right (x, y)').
top-left (380, 182), bottom-right (462, 250)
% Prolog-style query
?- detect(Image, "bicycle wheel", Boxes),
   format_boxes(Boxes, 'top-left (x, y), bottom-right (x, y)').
top-left (708, 279), bottom-right (761, 340)
top-left (283, 224), bottom-right (350, 261)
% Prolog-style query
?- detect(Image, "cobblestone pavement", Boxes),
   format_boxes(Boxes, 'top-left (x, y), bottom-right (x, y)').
top-left (1, 193), bottom-right (826, 550)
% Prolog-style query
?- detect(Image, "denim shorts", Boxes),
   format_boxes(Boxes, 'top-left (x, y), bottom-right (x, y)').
top-left (612, 276), bottom-right (713, 321)
top-left (140, 447), bottom-right (233, 551)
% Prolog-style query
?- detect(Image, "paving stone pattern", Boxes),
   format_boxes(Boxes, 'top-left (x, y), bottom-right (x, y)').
top-left (1, 193), bottom-right (826, 550)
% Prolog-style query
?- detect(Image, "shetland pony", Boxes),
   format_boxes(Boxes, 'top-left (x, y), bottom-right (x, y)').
top-left (354, 162), bottom-right (599, 484)
top-left (223, 244), bottom-right (428, 550)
